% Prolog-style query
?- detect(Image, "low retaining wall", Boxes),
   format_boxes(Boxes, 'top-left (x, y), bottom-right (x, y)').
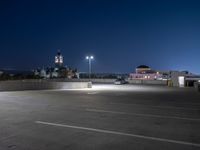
top-left (50, 78), bottom-right (167, 85)
top-left (0, 80), bottom-right (91, 91)
top-left (50, 78), bottom-right (115, 83)
top-left (128, 79), bottom-right (167, 85)
top-left (90, 79), bottom-right (115, 83)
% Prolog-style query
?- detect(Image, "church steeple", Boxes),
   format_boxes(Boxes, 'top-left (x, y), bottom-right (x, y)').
top-left (55, 50), bottom-right (63, 67)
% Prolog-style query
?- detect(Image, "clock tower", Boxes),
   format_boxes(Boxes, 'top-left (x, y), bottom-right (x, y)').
top-left (55, 50), bottom-right (63, 67)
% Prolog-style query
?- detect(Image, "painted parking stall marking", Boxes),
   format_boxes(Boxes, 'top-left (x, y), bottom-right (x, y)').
top-left (35, 121), bottom-right (200, 148)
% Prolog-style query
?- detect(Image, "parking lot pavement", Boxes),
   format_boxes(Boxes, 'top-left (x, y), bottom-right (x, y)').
top-left (0, 84), bottom-right (200, 150)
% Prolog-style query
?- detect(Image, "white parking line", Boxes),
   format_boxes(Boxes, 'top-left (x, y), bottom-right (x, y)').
top-left (86, 108), bottom-right (200, 121)
top-left (111, 102), bottom-right (200, 111)
top-left (35, 121), bottom-right (200, 147)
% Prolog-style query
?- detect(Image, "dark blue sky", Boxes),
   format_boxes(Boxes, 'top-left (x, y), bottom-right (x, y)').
top-left (0, 0), bottom-right (200, 73)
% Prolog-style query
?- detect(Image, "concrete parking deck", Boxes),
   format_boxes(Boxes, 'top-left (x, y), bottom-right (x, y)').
top-left (0, 84), bottom-right (200, 150)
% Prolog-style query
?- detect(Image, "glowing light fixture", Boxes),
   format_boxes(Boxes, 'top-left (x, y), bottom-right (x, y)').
top-left (85, 55), bottom-right (94, 79)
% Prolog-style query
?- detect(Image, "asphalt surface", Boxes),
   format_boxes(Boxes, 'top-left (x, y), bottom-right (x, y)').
top-left (0, 84), bottom-right (200, 150)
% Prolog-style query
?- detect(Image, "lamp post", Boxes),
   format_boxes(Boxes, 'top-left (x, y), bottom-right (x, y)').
top-left (86, 55), bottom-right (94, 79)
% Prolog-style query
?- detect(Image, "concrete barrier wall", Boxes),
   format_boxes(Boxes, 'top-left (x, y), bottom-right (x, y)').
top-left (128, 80), bottom-right (142, 84)
top-left (50, 78), bottom-right (115, 83)
top-left (50, 78), bottom-right (167, 85)
top-left (0, 80), bottom-right (91, 91)
top-left (143, 80), bottom-right (167, 85)
top-left (128, 79), bottom-right (167, 85)
top-left (90, 79), bottom-right (115, 83)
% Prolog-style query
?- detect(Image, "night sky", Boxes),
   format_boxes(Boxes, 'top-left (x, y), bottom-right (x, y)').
top-left (0, 0), bottom-right (200, 74)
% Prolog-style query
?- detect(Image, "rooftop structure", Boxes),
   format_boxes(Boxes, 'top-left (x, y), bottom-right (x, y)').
top-left (136, 65), bottom-right (154, 74)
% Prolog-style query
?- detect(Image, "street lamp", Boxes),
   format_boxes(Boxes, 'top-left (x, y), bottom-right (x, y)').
top-left (86, 55), bottom-right (94, 79)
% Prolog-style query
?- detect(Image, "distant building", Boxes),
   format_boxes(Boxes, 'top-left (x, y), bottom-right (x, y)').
top-left (33, 50), bottom-right (78, 79)
top-left (55, 50), bottom-right (63, 67)
top-left (40, 68), bottom-right (47, 78)
top-left (129, 65), bottom-right (163, 80)
top-left (136, 65), bottom-right (152, 74)
top-left (169, 71), bottom-right (200, 87)
top-left (34, 69), bottom-right (40, 76)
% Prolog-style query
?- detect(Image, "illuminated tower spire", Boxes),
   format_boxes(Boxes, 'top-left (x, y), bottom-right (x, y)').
top-left (55, 50), bottom-right (63, 67)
